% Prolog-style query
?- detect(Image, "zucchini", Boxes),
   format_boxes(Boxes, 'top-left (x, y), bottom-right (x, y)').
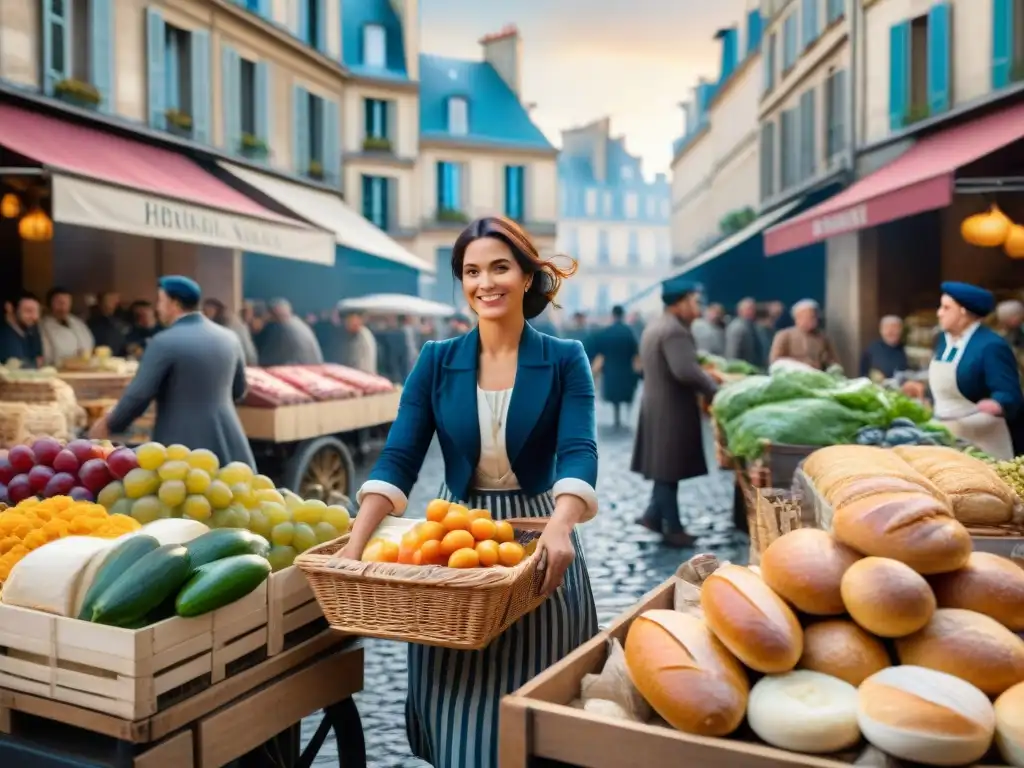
top-left (175, 554), bottom-right (271, 618)
top-left (77, 535), bottom-right (161, 621)
top-left (185, 529), bottom-right (270, 570)
top-left (91, 544), bottom-right (192, 626)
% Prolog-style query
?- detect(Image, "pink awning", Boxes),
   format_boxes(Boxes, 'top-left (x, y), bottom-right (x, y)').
top-left (764, 101), bottom-right (1024, 256)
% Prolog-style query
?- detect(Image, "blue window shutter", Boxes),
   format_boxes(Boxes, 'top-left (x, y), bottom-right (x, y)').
top-left (254, 60), bottom-right (270, 146)
top-left (436, 162), bottom-right (447, 209)
top-left (190, 29), bottom-right (211, 143)
top-left (90, 0), bottom-right (114, 111)
top-left (801, 0), bottom-right (815, 47)
top-left (450, 163), bottom-right (462, 210)
top-left (888, 22), bottom-right (910, 131)
top-left (993, 0), bottom-right (1014, 89)
top-left (293, 86), bottom-right (309, 173)
top-left (298, 0), bottom-right (309, 43)
top-left (361, 175), bottom-right (372, 219)
top-left (317, 0), bottom-right (327, 51)
top-left (146, 9), bottom-right (166, 128)
top-left (928, 3), bottom-right (951, 115)
top-left (322, 97), bottom-right (340, 185)
top-left (222, 45), bottom-right (241, 152)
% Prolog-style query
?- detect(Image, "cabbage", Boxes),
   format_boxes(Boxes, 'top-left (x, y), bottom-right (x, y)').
top-left (725, 399), bottom-right (883, 460)
top-left (711, 369), bottom-right (838, 425)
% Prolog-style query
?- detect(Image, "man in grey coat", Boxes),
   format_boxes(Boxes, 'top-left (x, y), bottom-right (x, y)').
top-left (255, 298), bottom-right (323, 366)
top-left (724, 297), bottom-right (766, 368)
top-left (90, 276), bottom-right (256, 468)
top-left (631, 278), bottom-right (719, 547)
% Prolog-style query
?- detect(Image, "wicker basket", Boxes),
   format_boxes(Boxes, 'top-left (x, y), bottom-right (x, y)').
top-left (711, 419), bottom-right (732, 470)
top-left (296, 518), bottom-right (550, 650)
top-left (746, 486), bottom-right (803, 566)
top-left (0, 403), bottom-right (28, 448)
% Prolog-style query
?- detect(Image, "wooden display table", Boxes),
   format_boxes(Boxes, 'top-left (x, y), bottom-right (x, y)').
top-left (0, 632), bottom-right (366, 767)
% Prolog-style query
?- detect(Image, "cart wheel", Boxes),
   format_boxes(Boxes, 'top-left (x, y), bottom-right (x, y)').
top-left (283, 437), bottom-right (355, 500)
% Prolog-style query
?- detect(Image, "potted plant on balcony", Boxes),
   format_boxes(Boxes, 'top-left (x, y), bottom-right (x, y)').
top-left (54, 79), bottom-right (101, 110)
top-left (307, 160), bottom-right (325, 181)
top-left (362, 135), bottom-right (393, 153)
top-left (165, 109), bottom-right (193, 137)
top-left (240, 133), bottom-right (269, 160)
top-left (437, 208), bottom-right (468, 224)
top-left (902, 104), bottom-right (931, 127)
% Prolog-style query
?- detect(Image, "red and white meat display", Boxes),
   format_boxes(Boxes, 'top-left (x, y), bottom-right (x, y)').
top-left (311, 364), bottom-right (395, 395)
top-left (265, 366), bottom-right (358, 401)
top-left (242, 368), bottom-right (313, 407)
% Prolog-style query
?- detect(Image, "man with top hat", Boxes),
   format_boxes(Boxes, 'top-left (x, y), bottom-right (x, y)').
top-left (630, 278), bottom-right (720, 547)
top-left (904, 281), bottom-right (1024, 460)
top-left (89, 276), bottom-right (256, 468)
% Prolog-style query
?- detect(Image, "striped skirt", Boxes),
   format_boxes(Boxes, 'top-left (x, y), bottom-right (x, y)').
top-left (405, 484), bottom-right (599, 768)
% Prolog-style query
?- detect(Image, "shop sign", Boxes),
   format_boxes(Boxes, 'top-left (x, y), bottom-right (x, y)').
top-left (143, 201), bottom-right (284, 250)
top-left (809, 204), bottom-right (869, 239)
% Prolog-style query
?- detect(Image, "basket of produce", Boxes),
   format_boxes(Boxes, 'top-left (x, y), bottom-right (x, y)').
top-left (710, 417), bottom-right (732, 469)
top-left (746, 486), bottom-right (802, 566)
top-left (296, 501), bottom-right (547, 649)
top-left (0, 402), bottom-right (28, 448)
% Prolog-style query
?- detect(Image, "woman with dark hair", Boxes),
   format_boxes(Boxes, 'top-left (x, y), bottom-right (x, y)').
top-left (341, 215), bottom-right (599, 768)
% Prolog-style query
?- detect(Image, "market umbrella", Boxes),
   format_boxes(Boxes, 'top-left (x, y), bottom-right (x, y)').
top-left (336, 294), bottom-right (457, 317)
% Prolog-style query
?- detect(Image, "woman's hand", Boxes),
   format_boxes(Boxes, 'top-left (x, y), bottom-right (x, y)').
top-left (977, 398), bottom-right (1004, 416)
top-left (536, 519), bottom-right (575, 596)
top-left (338, 493), bottom-right (395, 560)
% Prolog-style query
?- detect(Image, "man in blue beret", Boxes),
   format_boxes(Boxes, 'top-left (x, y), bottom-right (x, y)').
top-left (630, 278), bottom-right (719, 547)
top-left (90, 275), bottom-right (256, 468)
top-left (904, 281), bottom-right (1024, 459)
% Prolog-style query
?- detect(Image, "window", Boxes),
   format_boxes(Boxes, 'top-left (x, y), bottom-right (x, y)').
top-left (780, 108), bottom-right (798, 189)
top-left (293, 87), bottom-right (338, 181)
top-left (825, 68), bottom-right (847, 160)
top-left (363, 24), bottom-right (385, 68)
top-left (645, 196), bottom-right (655, 218)
top-left (597, 230), bottom-right (610, 266)
top-left (240, 59), bottom-right (256, 137)
top-left (801, 0), bottom-right (818, 48)
top-left (890, 6), bottom-right (950, 130)
top-left (596, 284), bottom-right (610, 315)
top-left (660, 200), bottom-right (669, 218)
top-left (308, 92), bottom-right (323, 167)
top-left (364, 99), bottom-right (390, 138)
top-left (782, 13), bottom-right (798, 72)
top-left (658, 233), bottom-right (670, 262)
top-left (760, 120), bottom-right (776, 201)
top-left (909, 15), bottom-right (929, 116)
top-left (71, 0), bottom-right (90, 81)
top-left (306, 0), bottom-right (322, 49)
top-left (585, 189), bottom-right (597, 215)
top-left (164, 24), bottom-right (192, 129)
top-left (436, 161), bottom-right (464, 213)
top-left (627, 231), bottom-right (640, 266)
top-left (42, 0), bottom-right (94, 91)
top-left (447, 97), bottom-right (468, 135)
top-left (565, 227), bottom-right (580, 256)
top-left (799, 88), bottom-right (816, 180)
top-left (603, 192), bottom-right (613, 216)
top-left (826, 0), bottom-right (844, 25)
top-left (763, 32), bottom-right (777, 93)
top-left (625, 193), bottom-right (638, 218)
top-left (362, 175), bottom-right (391, 231)
top-left (504, 165), bottom-right (525, 221)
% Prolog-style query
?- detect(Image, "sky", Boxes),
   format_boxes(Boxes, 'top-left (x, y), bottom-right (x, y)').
top-left (420, 0), bottom-right (750, 179)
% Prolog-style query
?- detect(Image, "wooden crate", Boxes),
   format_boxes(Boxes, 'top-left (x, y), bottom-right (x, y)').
top-left (267, 562), bottom-right (327, 656)
top-left (238, 389), bottom-right (400, 442)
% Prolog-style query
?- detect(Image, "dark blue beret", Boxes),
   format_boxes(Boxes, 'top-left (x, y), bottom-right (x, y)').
top-left (158, 275), bottom-right (201, 305)
top-left (662, 277), bottom-right (700, 305)
top-left (941, 281), bottom-right (994, 317)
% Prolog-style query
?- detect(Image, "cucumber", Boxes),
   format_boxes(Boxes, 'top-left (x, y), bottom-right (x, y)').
top-left (185, 529), bottom-right (270, 570)
top-left (91, 544), bottom-right (192, 626)
top-left (175, 554), bottom-right (271, 618)
top-left (77, 535), bottom-right (161, 621)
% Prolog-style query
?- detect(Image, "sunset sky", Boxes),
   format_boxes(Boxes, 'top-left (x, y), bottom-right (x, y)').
top-left (420, 0), bottom-right (749, 179)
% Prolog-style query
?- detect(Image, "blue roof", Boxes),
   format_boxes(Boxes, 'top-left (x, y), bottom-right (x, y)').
top-left (418, 54), bottom-right (554, 150)
top-left (341, 0), bottom-right (407, 78)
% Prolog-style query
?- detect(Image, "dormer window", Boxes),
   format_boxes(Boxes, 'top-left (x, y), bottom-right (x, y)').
top-left (447, 97), bottom-right (468, 135)
top-left (363, 24), bottom-right (385, 68)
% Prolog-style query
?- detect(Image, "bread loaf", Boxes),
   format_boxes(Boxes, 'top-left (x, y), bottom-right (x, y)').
top-left (700, 564), bottom-right (803, 673)
top-left (827, 475), bottom-right (949, 511)
top-left (841, 557), bottom-right (936, 637)
top-left (798, 620), bottom-right (891, 686)
top-left (831, 492), bottom-right (972, 574)
top-left (858, 665), bottom-right (996, 766)
top-left (896, 608), bottom-right (1024, 696)
top-left (894, 445), bottom-right (1019, 525)
top-left (746, 670), bottom-right (860, 754)
top-left (623, 610), bottom-right (748, 736)
top-left (995, 681), bottom-right (1024, 767)
top-left (929, 551), bottom-right (1024, 631)
top-left (760, 529), bottom-right (861, 615)
top-left (804, 445), bottom-right (949, 507)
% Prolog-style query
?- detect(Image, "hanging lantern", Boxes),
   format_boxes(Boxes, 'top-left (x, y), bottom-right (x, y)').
top-left (17, 207), bottom-right (53, 242)
top-left (0, 193), bottom-right (20, 219)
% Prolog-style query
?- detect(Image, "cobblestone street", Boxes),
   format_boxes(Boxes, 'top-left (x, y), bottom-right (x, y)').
top-left (303, 408), bottom-right (744, 766)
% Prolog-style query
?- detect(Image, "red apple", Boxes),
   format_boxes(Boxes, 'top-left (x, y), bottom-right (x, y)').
top-left (43, 472), bottom-right (76, 498)
top-left (67, 439), bottom-right (98, 465)
top-left (53, 449), bottom-right (80, 474)
top-left (27, 465), bottom-right (55, 493)
top-left (69, 486), bottom-right (94, 502)
top-left (8, 445), bottom-right (35, 474)
top-left (0, 458), bottom-right (15, 485)
top-left (7, 474), bottom-right (34, 503)
top-left (31, 437), bottom-right (62, 467)
top-left (106, 448), bottom-right (139, 480)
top-left (79, 459), bottom-right (113, 493)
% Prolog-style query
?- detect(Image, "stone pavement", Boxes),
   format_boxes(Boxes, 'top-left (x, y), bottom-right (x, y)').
top-left (302, 409), bottom-right (744, 766)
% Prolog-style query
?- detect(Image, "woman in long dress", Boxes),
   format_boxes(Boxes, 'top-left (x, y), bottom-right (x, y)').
top-left (340, 215), bottom-right (600, 768)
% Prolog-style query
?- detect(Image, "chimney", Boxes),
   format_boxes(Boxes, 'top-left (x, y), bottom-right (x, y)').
top-left (480, 24), bottom-right (522, 98)
top-left (715, 27), bottom-right (738, 84)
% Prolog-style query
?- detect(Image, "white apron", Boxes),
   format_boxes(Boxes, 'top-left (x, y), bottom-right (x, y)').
top-left (929, 354), bottom-right (1014, 460)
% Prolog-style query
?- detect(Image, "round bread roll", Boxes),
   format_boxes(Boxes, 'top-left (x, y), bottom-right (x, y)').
top-left (929, 551), bottom-right (1024, 631)
top-left (623, 610), bottom-right (748, 736)
top-left (831, 492), bottom-right (972, 574)
top-left (798, 620), bottom-right (891, 686)
top-left (700, 564), bottom-right (804, 673)
top-left (995, 681), bottom-right (1024, 767)
top-left (858, 665), bottom-right (996, 766)
top-left (760, 529), bottom-right (862, 615)
top-left (746, 670), bottom-right (860, 754)
top-left (841, 557), bottom-right (936, 637)
top-left (896, 608), bottom-right (1024, 696)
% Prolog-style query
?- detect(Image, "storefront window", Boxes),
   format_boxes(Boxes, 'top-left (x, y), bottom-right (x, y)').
top-left (240, 58), bottom-right (256, 136)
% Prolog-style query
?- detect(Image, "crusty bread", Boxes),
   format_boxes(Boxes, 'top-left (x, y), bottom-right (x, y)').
top-left (841, 557), bottom-right (936, 638)
top-left (995, 681), bottom-right (1024, 767)
top-left (760, 529), bottom-right (862, 615)
top-left (799, 619), bottom-right (892, 686)
top-left (929, 551), bottom-right (1024, 631)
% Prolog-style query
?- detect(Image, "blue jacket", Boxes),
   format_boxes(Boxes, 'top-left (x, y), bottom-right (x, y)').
top-left (934, 325), bottom-right (1023, 421)
top-left (368, 323), bottom-right (598, 502)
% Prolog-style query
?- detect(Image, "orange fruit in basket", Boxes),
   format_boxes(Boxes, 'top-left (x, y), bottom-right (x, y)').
top-left (470, 517), bottom-right (497, 541)
top-left (412, 549), bottom-right (423, 565)
top-left (417, 521), bottom-right (446, 542)
top-left (448, 548), bottom-right (480, 568)
top-left (398, 533), bottom-right (420, 564)
top-left (497, 541), bottom-right (525, 567)
top-left (420, 539), bottom-right (443, 563)
top-left (468, 508), bottom-right (491, 521)
top-left (476, 539), bottom-right (500, 567)
top-left (493, 520), bottom-right (515, 544)
top-left (363, 539), bottom-right (399, 563)
top-left (425, 499), bottom-right (451, 523)
top-left (442, 509), bottom-right (470, 532)
top-left (440, 529), bottom-right (475, 556)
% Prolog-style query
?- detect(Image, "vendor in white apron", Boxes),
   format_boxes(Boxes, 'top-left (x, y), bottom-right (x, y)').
top-left (928, 282), bottom-right (1023, 461)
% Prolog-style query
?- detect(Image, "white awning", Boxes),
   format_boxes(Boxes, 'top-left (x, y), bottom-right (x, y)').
top-left (219, 162), bottom-right (434, 273)
top-left (337, 294), bottom-right (456, 317)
